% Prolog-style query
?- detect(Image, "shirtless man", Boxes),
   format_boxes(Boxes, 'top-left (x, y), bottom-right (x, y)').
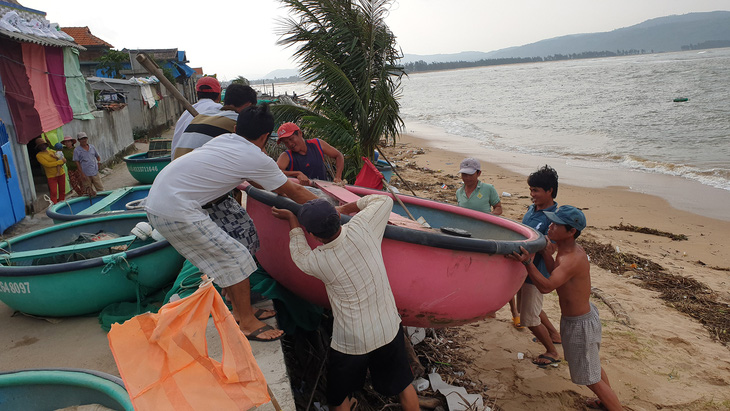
top-left (510, 206), bottom-right (622, 411)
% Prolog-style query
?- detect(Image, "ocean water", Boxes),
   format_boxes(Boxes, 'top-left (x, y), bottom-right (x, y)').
top-left (399, 48), bottom-right (730, 192)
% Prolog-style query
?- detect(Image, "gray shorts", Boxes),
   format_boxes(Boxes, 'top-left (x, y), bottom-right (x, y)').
top-left (560, 303), bottom-right (602, 386)
top-left (148, 212), bottom-right (257, 288)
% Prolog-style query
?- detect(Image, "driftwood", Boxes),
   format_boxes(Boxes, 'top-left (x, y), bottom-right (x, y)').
top-left (610, 222), bottom-right (688, 241)
top-left (591, 287), bottom-right (632, 327)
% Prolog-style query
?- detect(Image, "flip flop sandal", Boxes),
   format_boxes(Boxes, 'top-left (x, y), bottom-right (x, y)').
top-left (532, 337), bottom-right (561, 344)
top-left (245, 324), bottom-right (284, 342)
top-left (254, 308), bottom-right (276, 320)
top-left (532, 354), bottom-right (560, 368)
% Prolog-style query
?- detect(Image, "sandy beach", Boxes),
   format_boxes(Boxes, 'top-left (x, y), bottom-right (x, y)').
top-left (377, 125), bottom-right (730, 410)
top-left (2, 126), bottom-right (729, 410)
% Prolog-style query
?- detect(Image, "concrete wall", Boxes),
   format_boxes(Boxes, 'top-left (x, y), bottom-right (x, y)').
top-left (88, 79), bottom-right (183, 136)
top-left (61, 107), bottom-right (134, 164)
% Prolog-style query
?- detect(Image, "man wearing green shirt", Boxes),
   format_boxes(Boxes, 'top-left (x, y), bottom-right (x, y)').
top-left (455, 157), bottom-right (502, 215)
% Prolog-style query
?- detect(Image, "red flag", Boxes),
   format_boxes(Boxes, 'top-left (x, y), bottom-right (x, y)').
top-left (354, 157), bottom-right (384, 189)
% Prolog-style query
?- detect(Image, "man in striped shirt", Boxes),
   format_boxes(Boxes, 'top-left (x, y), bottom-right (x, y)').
top-left (272, 195), bottom-right (418, 411)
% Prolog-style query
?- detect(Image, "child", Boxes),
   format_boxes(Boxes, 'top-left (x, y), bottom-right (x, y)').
top-left (272, 195), bottom-right (418, 411)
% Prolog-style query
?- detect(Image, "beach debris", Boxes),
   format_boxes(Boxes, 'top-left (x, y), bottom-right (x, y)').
top-left (429, 372), bottom-right (483, 411)
top-left (501, 192), bottom-right (512, 197)
top-left (590, 287), bottom-right (632, 326)
top-left (517, 352), bottom-right (524, 360)
top-left (610, 223), bottom-right (688, 241)
top-left (414, 377), bottom-right (430, 391)
top-left (441, 183), bottom-right (448, 189)
top-left (580, 238), bottom-right (730, 345)
top-left (406, 326), bottom-right (427, 345)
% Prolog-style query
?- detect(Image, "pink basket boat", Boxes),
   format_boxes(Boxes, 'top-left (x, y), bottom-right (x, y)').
top-left (243, 181), bottom-right (545, 328)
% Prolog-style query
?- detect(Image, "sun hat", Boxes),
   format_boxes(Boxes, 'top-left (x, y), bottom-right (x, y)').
top-left (76, 132), bottom-right (88, 139)
top-left (459, 158), bottom-right (481, 174)
top-left (195, 76), bottom-right (221, 94)
top-left (62, 135), bottom-right (76, 144)
top-left (544, 205), bottom-right (586, 232)
top-left (276, 122), bottom-right (300, 141)
top-left (297, 199), bottom-right (341, 238)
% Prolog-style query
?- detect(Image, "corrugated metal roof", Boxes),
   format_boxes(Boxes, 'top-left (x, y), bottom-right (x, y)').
top-left (0, 27), bottom-right (85, 49)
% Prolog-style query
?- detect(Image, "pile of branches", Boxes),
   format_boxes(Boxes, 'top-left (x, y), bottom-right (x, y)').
top-left (610, 223), bottom-right (688, 241)
top-left (580, 239), bottom-right (730, 345)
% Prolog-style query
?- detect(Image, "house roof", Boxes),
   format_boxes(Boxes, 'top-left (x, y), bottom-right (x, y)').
top-left (0, 5), bottom-right (84, 50)
top-left (60, 26), bottom-right (113, 48)
top-left (193, 67), bottom-right (203, 75)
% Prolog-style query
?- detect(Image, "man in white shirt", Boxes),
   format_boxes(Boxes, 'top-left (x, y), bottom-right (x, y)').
top-left (147, 105), bottom-right (317, 341)
top-left (272, 196), bottom-right (418, 411)
top-left (170, 76), bottom-right (223, 155)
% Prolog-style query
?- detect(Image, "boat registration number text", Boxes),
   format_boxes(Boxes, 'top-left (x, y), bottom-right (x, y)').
top-left (0, 281), bottom-right (31, 294)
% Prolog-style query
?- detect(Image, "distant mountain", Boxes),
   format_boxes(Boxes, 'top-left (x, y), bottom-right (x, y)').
top-left (401, 11), bottom-right (730, 64)
top-left (258, 68), bottom-right (300, 80)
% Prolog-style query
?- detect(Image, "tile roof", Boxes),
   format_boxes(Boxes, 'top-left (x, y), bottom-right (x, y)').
top-left (60, 26), bottom-right (113, 48)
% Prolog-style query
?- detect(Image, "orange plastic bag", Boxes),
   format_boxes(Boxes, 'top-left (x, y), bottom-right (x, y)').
top-left (108, 280), bottom-right (270, 410)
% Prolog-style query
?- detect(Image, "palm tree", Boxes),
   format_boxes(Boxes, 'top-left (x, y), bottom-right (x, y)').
top-left (275, 0), bottom-right (405, 179)
top-left (232, 76), bottom-right (250, 86)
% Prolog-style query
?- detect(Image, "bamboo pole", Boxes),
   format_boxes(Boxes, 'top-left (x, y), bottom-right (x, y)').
top-left (375, 144), bottom-right (417, 196)
top-left (135, 53), bottom-right (198, 117)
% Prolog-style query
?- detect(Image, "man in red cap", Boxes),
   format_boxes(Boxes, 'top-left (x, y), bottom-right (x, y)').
top-left (171, 76), bottom-right (223, 155)
top-left (276, 122), bottom-right (344, 186)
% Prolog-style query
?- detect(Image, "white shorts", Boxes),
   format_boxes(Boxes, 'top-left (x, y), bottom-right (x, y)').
top-left (519, 282), bottom-right (544, 327)
top-left (147, 212), bottom-right (257, 288)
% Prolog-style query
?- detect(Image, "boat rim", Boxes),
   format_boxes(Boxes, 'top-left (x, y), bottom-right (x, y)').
top-left (122, 152), bottom-right (171, 163)
top-left (0, 213), bottom-right (172, 277)
top-left (45, 186), bottom-right (150, 222)
top-left (244, 184), bottom-right (546, 255)
top-left (0, 368), bottom-right (130, 410)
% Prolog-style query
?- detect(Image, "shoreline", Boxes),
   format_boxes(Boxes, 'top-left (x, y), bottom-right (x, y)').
top-left (399, 120), bottom-right (730, 222)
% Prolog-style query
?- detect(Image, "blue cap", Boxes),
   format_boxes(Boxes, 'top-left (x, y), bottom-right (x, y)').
top-left (297, 199), bottom-right (341, 238)
top-left (543, 205), bottom-right (586, 232)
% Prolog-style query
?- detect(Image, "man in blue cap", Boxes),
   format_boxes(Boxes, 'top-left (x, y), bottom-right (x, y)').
top-left (510, 205), bottom-right (622, 410)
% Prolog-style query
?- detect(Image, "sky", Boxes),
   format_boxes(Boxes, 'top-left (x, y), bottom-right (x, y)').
top-left (26, 0), bottom-right (730, 80)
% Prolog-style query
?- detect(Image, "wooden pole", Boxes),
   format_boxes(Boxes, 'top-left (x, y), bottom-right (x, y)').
top-left (382, 178), bottom-right (417, 222)
top-left (375, 144), bottom-right (417, 196)
top-left (135, 53), bottom-right (198, 117)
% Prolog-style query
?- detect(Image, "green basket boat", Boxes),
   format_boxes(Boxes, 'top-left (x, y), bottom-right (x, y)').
top-left (46, 185), bottom-right (151, 224)
top-left (0, 368), bottom-right (133, 411)
top-left (122, 152), bottom-right (171, 184)
top-left (0, 214), bottom-right (184, 317)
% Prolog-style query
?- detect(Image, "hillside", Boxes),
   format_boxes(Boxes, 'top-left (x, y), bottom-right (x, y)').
top-left (402, 11), bottom-right (730, 64)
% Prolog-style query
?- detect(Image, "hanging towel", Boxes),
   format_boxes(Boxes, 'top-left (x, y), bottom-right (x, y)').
top-left (21, 42), bottom-right (63, 132)
top-left (0, 37), bottom-right (42, 143)
top-left (63, 47), bottom-right (94, 120)
top-left (45, 46), bottom-right (74, 124)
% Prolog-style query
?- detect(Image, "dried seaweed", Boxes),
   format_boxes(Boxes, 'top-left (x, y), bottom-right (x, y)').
top-left (610, 223), bottom-right (688, 241)
top-left (580, 239), bottom-right (730, 345)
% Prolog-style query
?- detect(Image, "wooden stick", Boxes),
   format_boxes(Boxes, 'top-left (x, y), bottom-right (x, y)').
top-left (267, 385), bottom-right (282, 411)
top-left (382, 178), bottom-right (417, 222)
top-left (135, 53), bottom-right (198, 117)
top-left (375, 144), bottom-right (417, 196)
